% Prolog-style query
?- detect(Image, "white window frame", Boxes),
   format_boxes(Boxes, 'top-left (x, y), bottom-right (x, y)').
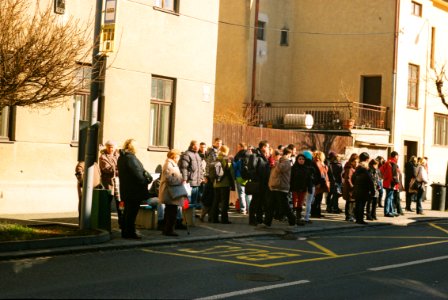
top-left (149, 76), bottom-right (174, 149)
top-left (434, 113), bottom-right (448, 146)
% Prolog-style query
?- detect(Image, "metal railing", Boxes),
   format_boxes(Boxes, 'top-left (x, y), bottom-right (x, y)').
top-left (243, 101), bottom-right (388, 130)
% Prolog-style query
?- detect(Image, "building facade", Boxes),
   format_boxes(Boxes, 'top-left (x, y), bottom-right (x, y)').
top-left (0, 0), bottom-right (219, 215)
top-left (216, 0), bottom-right (448, 191)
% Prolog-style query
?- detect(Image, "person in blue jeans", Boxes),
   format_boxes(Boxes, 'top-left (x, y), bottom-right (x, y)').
top-left (380, 151), bottom-right (400, 217)
top-left (233, 142), bottom-right (252, 215)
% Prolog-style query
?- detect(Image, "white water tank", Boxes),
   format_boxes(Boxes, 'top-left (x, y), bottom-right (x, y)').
top-left (283, 114), bottom-right (314, 129)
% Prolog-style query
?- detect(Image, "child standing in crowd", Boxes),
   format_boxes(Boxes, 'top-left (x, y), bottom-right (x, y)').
top-left (290, 153), bottom-right (313, 225)
top-left (367, 158), bottom-right (380, 220)
top-left (342, 153), bottom-right (358, 222)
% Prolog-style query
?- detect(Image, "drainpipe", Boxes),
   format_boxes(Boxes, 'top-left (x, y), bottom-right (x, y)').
top-left (251, 0), bottom-right (259, 104)
top-left (422, 19), bottom-right (430, 158)
top-left (390, 0), bottom-right (400, 150)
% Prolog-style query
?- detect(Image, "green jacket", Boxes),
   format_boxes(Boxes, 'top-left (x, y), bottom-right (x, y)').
top-left (213, 154), bottom-right (233, 188)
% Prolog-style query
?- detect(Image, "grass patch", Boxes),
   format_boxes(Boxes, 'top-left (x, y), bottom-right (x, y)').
top-left (0, 222), bottom-right (97, 242)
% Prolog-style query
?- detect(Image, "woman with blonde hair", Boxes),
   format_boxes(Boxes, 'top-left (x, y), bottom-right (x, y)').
top-left (310, 151), bottom-right (330, 218)
top-left (158, 149), bottom-right (187, 236)
top-left (211, 145), bottom-right (234, 224)
top-left (414, 157), bottom-right (429, 214)
top-left (117, 139), bottom-right (152, 239)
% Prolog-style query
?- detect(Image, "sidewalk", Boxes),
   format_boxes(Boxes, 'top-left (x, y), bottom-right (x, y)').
top-left (1, 200), bottom-right (447, 261)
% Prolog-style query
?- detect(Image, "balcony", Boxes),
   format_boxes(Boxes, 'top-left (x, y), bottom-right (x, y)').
top-left (243, 101), bottom-right (388, 131)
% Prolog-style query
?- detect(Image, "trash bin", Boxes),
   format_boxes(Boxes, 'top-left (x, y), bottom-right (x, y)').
top-left (430, 183), bottom-right (446, 211)
top-left (91, 189), bottom-right (112, 231)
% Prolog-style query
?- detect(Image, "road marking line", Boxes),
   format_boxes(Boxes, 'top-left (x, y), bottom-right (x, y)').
top-left (227, 241), bottom-right (324, 255)
top-left (194, 280), bottom-right (310, 300)
top-left (314, 235), bottom-right (448, 239)
top-left (307, 240), bottom-right (338, 257)
top-left (368, 255), bottom-right (448, 271)
top-left (429, 223), bottom-right (448, 235)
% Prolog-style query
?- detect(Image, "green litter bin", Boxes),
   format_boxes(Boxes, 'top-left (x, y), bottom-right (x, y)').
top-left (91, 189), bottom-right (112, 231)
top-left (430, 183), bottom-right (446, 211)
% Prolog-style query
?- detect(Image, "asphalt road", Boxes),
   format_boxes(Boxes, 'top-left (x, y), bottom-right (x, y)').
top-left (1, 221), bottom-right (448, 299)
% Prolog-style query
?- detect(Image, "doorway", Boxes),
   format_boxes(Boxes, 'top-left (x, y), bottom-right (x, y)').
top-left (403, 140), bottom-right (418, 166)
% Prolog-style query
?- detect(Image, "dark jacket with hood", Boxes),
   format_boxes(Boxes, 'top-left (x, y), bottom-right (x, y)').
top-left (179, 147), bottom-right (203, 187)
top-left (117, 149), bottom-right (151, 201)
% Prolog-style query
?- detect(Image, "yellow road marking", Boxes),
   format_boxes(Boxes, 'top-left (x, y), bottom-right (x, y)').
top-left (313, 235), bottom-right (448, 239)
top-left (227, 241), bottom-right (324, 255)
top-left (428, 222), bottom-right (448, 235)
top-left (307, 240), bottom-right (338, 257)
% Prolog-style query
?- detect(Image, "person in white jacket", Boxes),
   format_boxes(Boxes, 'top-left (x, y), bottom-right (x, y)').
top-left (415, 157), bottom-right (429, 214)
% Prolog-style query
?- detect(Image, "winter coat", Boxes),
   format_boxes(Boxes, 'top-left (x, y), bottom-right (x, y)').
top-left (158, 158), bottom-right (184, 206)
top-left (268, 156), bottom-right (291, 193)
top-left (404, 161), bottom-right (418, 190)
top-left (369, 167), bottom-right (380, 198)
top-left (213, 154), bottom-right (234, 189)
top-left (342, 163), bottom-right (356, 201)
top-left (416, 165), bottom-right (429, 185)
top-left (99, 150), bottom-right (119, 190)
top-left (352, 163), bottom-right (375, 200)
top-left (251, 148), bottom-right (271, 187)
top-left (380, 158), bottom-right (400, 190)
top-left (328, 160), bottom-right (343, 185)
top-left (290, 161), bottom-right (313, 193)
top-left (179, 147), bottom-right (203, 187)
top-left (117, 150), bottom-right (150, 201)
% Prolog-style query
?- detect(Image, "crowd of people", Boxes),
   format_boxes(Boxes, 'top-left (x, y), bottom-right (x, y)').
top-left (75, 137), bottom-right (430, 239)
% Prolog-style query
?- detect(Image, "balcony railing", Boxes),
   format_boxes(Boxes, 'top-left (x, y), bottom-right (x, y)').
top-left (243, 101), bottom-right (388, 130)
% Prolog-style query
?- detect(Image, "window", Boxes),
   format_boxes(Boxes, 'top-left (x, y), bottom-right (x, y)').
top-left (434, 113), bottom-right (448, 146)
top-left (71, 65), bottom-right (91, 143)
top-left (407, 64), bottom-right (419, 108)
top-left (0, 106), bottom-right (11, 141)
top-left (150, 76), bottom-right (174, 148)
top-left (257, 21), bottom-right (266, 41)
top-left (154, 0), bottom-right (179, 13)
top-left (280, 28), bottom-right (289, 46)
top-left (54, 0), bottom-right (65, 14)
top-left (411, 1), bottom-right (422, 17)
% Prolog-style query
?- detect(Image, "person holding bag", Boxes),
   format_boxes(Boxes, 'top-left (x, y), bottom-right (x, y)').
top-left (158, 149), bottom-right (188, 237)
top-left (414, 157), bottom-right (429, 215)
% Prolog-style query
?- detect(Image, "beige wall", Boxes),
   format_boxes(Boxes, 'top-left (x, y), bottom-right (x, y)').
top-left (0, 0), bottom-right (219, 215)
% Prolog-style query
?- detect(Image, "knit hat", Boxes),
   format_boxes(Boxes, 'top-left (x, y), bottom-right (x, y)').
top-left (302, 150), bottom-right (313, 161)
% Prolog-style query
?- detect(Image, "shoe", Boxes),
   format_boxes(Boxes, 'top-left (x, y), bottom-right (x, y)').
top-left (356, 221), bottom-right (368, 225)
top-left (417, 212), bottom-right (425, 215)
top-left (378, 204), bottom-right (383, 208)
top-left (385, 214), bottom-right (394, 217)
top-left (366, 216), bottom-right (373, 221)
top-left (399, 212), bottom-right (404, 216)
top-left (122, 233), bottom-right (142, 240)
top-left (296, 220), bottom-right (305, 226)
top-left (373, 216), bottom-right (378, 220)
top-left (405, 208), bottom-right (414, 212)
top-left (304, 220), bottom-right (312, 224)
top-left (349, 217), bottom-right (356, 222)
top-left (163, 231), bottom-right (179, 237)
top-left (249, 221), bottom-right (258, 226)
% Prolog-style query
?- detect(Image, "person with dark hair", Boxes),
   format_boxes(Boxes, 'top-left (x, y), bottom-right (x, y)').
top-left (342, 153), bottom-right (358, 222)
top-left (262, 147), bottom-right (295, 227)
top-left (352, 152), bottom-right (375, 224)
top-left (290, 153), bottom-right (313, 225)
top-left (179, 140), bottom-right (204, 207)
top-left (248, 140), bottom-right (271, 226)
top-left (376, 156), bottom-right (385, 207)
top-left (380, 151), bottom-right (401, 217)
top-left (367, 159), bottom-right (380, 220)
top-left (404, 156), bottom-right (418, 212)
top-left (311, 151), bottom-right (330, 218)
top-left (327, 151), bottom-right (343, 214)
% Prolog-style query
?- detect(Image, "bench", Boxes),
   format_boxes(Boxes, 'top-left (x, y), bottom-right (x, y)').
top-left (135, 198), bottom-right (159, 230)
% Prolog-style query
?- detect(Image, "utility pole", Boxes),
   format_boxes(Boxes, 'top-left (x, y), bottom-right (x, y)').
top-left (80, 0), bottom-right (104, 230)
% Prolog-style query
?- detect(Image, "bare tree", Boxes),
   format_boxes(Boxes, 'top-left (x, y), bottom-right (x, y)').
top-left (434, 65), bottom-right (448, 110)
top-left (0, 0), bottom-right (92, 110)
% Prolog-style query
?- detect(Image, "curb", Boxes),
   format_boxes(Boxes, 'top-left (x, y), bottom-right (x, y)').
top-left (0, 217), bottom-right (446, 261)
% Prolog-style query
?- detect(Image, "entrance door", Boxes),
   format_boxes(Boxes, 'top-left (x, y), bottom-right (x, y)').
top-left (403, 140), bottom-right (418, 167)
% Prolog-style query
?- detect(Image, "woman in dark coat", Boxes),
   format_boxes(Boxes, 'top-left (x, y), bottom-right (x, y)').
top-left (117, 139), bottom-right (151, 239)
top-left (290, 154), bottom-right (313, 225)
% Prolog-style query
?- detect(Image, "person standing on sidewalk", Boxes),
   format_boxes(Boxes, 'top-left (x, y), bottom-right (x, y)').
top-left (367, 158), bottom-right (380, 220)
top-left (311, 151), bottom-right (330, 218)
top-left (380, 151), bottom-right (401, 217)
top-left (376, 156), bottom-right (385, 207)
top-left (415, 157), bottom-right (429, 215)
top-left (352, 152), bottom-right (375, 225)
top-left (404, 156), bottom-right (418, 212)
top-left (99, 140), bottom-right (123, 229)
top-left (342, 153), bottom-right (358, 222)
top-left (262, 147), bottom-right (296, 227)
top-left (117, 139), bottom-right (152, 239)
top-left (179, 140), bottom-right (204, 207)
top-left (233, 142), bottom-right (252, 215)
top-left (290, 153), bottom-right (313, 225)
top-left (327, 151), bottom-right (343, 214)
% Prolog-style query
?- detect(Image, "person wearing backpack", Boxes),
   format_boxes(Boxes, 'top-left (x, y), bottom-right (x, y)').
top-left (262, 147), bottom-right (296, 228)
top-left (232, 142), bottom-right (252, 215)
top-left (248, 140), bottom-right (271, 226)
top-left (210, 145), bottom-right (234, 224)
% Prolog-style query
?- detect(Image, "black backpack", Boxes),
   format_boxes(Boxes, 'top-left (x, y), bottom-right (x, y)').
top-left (240, 154), bottom-right (257, 181)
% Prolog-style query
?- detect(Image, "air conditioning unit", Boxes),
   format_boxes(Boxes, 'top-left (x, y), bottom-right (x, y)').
top-left (283, 114), bottom-right (314, 129)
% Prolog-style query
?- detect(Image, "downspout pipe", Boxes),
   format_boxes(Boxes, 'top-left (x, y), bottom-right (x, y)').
top-left (390, 0), bottom-right (400, 150)
top-left (250, 0), bottom-right (259, 104)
